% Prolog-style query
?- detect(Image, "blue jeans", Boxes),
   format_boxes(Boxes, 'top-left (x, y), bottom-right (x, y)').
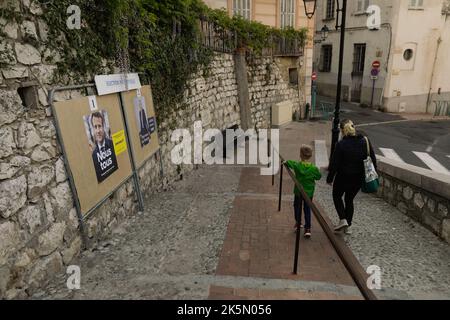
top-left (294, 195), bottom-right (312, 229)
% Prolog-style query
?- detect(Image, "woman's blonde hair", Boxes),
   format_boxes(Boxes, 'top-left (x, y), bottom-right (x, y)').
top-left (340, 119), bottom-right (356, 137)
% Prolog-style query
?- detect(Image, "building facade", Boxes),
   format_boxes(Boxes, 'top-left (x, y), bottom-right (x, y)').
top-left (203, 0), bottom-right (314, 30)
top-left (314, 0), bottom-right (450, 114)
top-left (203, 0), bottom-right (316, 110)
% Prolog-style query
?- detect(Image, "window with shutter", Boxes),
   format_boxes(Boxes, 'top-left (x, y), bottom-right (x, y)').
top-left (357, 0), bottom-right (370, 12)
top-left (409, 0), bottom-right (424, 9)
top-left (320, 45), bottom-right (333, 72)
top-left (233, 0), bottom-right (251, 20)
top-left (281, 0), bottom-right (296, 28)
top-left (352, 44), bottom-right (366, 75)
top-left (325, 0), bottom-right (335, 19)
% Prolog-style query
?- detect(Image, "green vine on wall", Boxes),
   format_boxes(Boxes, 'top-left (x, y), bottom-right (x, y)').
top-left (11, 0), bottom-right (307, 126)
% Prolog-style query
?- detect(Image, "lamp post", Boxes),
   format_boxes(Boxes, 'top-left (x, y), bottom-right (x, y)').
top-left (303, 0), bottom-right (317, 19)
top-left (314, 25), bottom-right (329, 44)
top-left (330, 0), bottom-right (348, 159)
top-left (321, 25), bottom-right (329, 41)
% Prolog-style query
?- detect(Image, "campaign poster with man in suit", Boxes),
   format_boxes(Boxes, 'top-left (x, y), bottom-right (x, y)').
top-left (83, 111), bottom-right (119, 183)
top-left (134, 95), bottom-right (151, 148)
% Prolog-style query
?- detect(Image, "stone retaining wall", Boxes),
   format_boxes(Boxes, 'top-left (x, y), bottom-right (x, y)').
top-left (377, 156), bottom-right (450, 244)
top-left (0, 2), bottom-right (304, 298)
top-left (248, 56), bottom-right (302, 128)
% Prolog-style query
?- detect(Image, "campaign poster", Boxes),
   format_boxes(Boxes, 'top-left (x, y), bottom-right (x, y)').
top-left (134, 95), bottom-right (152, 148)
top-left (83, 110), bottom-right (119, 183)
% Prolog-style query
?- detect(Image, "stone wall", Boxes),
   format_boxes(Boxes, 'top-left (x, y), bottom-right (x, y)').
top-left (247, 56), bottom-right (303, 128)
top-left (0, 2), bottom-right (304, 299)
top-left (0, 0), bottom-right (87, 298)
top-left (0, 53), bottom-right (242, 299)
top-left (377, 157), bottom-right (450, 244)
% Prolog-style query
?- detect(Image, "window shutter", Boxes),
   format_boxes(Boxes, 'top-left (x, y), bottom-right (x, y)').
top-left (280, 0), bottom-right (295, 28)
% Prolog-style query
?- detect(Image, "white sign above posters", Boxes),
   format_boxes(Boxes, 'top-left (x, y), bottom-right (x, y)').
top-left (95, 73), bottom-right (141, 96)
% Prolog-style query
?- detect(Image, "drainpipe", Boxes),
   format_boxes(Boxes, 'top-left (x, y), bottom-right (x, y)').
top-left (379, 23), bottom-right (392, 108)
top-left (426, 36), bottom-right (442, 114)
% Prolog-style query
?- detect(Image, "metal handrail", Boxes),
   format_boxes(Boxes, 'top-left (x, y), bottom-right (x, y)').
top-left (270, 143), bottom-right (378, 301)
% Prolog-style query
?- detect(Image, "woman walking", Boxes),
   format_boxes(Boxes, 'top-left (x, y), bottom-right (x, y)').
top-left (326, 119), bottom-right (377, 234)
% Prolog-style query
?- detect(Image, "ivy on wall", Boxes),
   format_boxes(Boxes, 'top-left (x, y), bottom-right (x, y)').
top-left (2, 0), bottom-right (307, 124)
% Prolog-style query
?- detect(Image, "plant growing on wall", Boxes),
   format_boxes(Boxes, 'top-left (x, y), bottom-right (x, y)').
top-left (26, 0), bottom-right (307, 126)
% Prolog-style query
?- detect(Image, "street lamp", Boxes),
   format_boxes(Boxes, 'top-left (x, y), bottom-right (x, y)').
top-left (321, 25), bottom-right (329, 41)
top-left (314, 25), bottom-right (329, 44)
top-left (330, 0), bottom-right (348, 160)
top-left (303, 0), bottom-right (317, 19)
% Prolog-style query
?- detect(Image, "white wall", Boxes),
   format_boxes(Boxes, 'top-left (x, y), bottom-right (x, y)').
top-left (314, 0), bottom-right (450, 113)
top-left (384, 0), bottom-right (448, 113)
top-left (429, 14), bottom-right (450, 114)
top-left (313, 0), bottom-right (397, 105)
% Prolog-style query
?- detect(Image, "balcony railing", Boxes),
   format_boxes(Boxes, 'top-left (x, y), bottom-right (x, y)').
top-left (270, 35), bottom-right (304, 57)
top-left (199, 18), bottom-right (236, 54)
top-left (198, 18), bottom-right (304, 57)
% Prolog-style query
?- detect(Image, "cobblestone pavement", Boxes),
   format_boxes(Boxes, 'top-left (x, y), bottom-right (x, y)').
top-left (31, 164), bottom-right (364, 300)
top-left (314, 179), bottom-right (450, 300)
top-left (31, 166), bottom-right (242, 299)
top-left (29, 164), bottom-right (364, 300)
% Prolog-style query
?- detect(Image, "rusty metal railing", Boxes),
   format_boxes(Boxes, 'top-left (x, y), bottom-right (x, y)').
top-left (198, 18), bottom-right (304, 57)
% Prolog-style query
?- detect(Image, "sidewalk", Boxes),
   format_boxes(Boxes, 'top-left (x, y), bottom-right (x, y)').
top-left (209, 166), bottom-right (363, 300)
top-left (209, 120), bottom-right (450, 300)
top-left (316, 95), bottom-right (450, 125)
top-left (31, 161), bottom-right (364, 300)
top-left (31, 121), bottom-right (365, 300)
top-left (31, 121), bottom-right (450, 300)
top-left (276, 121), bottom-right (450, 299)
top-left (208, 121), bottom-right (365, 300)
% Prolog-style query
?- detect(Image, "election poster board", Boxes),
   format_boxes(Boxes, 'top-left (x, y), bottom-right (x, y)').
top-left (53, 94), bottom-right (133, 216)
top-left (121, 85), bottom-right (160, 169)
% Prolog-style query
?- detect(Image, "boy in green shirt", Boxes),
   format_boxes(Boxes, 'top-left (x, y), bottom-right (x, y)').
top-left (285, 145), bottom-right (322, 238)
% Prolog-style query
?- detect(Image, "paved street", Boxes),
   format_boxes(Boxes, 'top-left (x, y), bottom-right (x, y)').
top-left (362, 120), bottom-right (450, 174)
top-left (316, 96), bottom-right (450, 174)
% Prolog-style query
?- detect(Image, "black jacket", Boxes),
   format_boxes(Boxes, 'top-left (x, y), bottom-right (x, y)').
top-left (326, 134), bottom-right (377, 184)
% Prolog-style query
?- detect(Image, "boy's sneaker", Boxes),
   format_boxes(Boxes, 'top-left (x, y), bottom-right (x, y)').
top-left (334, 219), bottom-right (348, 232)
top-left (293, 223), bottom-right (304, 230)
top-left (344, 226), bottom-right (352, 235)
top-left (304, 229), bottom-right (311, 238)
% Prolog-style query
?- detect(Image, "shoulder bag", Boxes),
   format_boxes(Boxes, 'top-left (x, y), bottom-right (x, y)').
top-left (361, 136), bottom-right (380, 193)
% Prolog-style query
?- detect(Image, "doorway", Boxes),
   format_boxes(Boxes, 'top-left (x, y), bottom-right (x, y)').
top-left (351, 43), bottom-right (366, 103)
